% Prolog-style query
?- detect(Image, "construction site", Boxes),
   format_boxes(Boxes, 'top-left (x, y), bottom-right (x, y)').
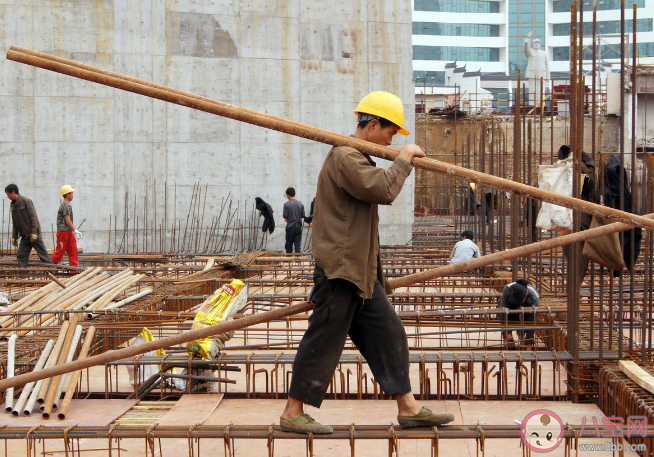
top-left (1, 0), bottom-right (654, 456)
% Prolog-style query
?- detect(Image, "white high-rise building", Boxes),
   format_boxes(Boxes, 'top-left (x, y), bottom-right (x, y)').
top-left (412, 0), bottom-right (654, 109)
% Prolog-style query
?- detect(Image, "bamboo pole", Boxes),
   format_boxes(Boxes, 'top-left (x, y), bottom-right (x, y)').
top-left (41, 315), bottom-right (79, 416)
top-left (12, 339), bottom-right (55, 416)
top-left (0, 282), bottom-right (59, 327)
top-left (18, 272), bottom-right (110, 333)
top-left (57, 327), bottom-right (95, 420)
top-left (46, 273), bottom-right (67, 289)
top-left (0, 301), bottom-right (314, 392)
top-left (23, 342), bottom-right (58, 416)
top-left (388, 213), bottom-right (654, 289)
top-left (36, 321), bottom-right (70, 403)
top-left (6, 46), bottom-right (654, 232)
top-left (88, 288), bottom-right (153, 318)
top-left (49, 325), bottom-right (82, 413)
top-left (84, 273), bottom-right (144, 317)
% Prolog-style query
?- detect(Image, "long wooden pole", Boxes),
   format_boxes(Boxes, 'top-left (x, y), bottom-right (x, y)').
top-left (36, 321), bottom-right (70, 402)
top-left (6, 46), bottom-right (654, 232)
top-left (0, 301), bottom-right (313, 392)
top-left (388, 213), bottom-right (654, 289)
top-left (57, 327), bottom-right (95, 420)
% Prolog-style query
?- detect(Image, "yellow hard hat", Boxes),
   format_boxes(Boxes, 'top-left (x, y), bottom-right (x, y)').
top-left (469, 183), bottom-right (476, 191)
top-left (60, 185), bottom-right (76, 196)
top-left (355, 91), bottom-right (410, 135)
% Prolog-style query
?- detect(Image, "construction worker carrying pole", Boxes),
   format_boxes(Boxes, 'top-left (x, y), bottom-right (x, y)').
top-left (7, 46), bottom-right (654, 233)
top-left (279, 92), bottom-right (454, 434)
top-left (51, 185), bottom-right (82, 267)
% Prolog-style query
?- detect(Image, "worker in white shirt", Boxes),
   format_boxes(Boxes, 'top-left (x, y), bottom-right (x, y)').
top-left (449, 230), bottom-right (481, 264)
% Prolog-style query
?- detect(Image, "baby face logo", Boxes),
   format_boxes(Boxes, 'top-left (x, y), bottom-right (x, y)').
top-left (521, 410), bottom-right (564, 452)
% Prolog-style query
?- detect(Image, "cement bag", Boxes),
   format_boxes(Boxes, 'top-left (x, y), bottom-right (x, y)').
top-left (536, 159), bottom-right (574, 231)
top-left (187, 279), bottom-right (247, 360)
top-left (126, 327), bottom-right (165, 386)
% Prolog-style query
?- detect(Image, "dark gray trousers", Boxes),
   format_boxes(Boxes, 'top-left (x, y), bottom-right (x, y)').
top-left (17, 234), bottom-right (52, 267)
top-left (289, 266), bottom-right (411, 407)
top-left (285, 225), bottom-right (302, 253)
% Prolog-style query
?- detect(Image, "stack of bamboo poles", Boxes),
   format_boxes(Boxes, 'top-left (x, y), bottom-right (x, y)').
top-left (0, 267), bottom-right (151, 331)
top-left (7, 317), bottom-right (96, 419)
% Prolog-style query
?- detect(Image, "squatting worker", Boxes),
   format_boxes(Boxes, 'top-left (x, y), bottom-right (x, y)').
top-left (497, 278), bottom-right (540, 351)
top-left (283, 187), bottom-right (305, 254)
top-left (5, 184), bottom-right (52, 267)
top-left (280, 91), bottom-right (455, 434)
top-left (449, 230), bottom-right (481, 264)
top-left (52, 185), bottom-right (82, 267)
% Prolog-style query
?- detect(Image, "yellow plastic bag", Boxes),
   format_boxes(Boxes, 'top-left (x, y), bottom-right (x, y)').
top-left (187, 279), bottom-right (246, 359)
top-left (126, 327), bottom-right (166, 386)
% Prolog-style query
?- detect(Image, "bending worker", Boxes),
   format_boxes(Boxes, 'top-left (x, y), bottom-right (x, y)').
top-left (52, 185), bottom-right (82, 267)
top-left (280, 91), bottom-right (454, 434)
top-left (5, 184), bottom-right (52, 267)
top-left (497, 278), bottom-right (540, 351)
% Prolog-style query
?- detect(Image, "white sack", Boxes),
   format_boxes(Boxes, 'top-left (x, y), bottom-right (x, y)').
top-left (536, 158), bottom-right (574, 231)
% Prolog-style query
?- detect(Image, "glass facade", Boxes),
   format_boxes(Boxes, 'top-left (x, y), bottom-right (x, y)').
top-left (508, 0), bottom-right (547, 75)
top-left (413, 45), bottom-right (501, 61)
top-left (413, 71), bottom-right (446, 86)
top-left (553, 0), bottom-right (645, 12)
top-left (414, 0), bottom-right (500, 13)
top-left (553, 19), bottom-right (653, 36)
top-left (553, 42), bottom-right (654, 61)
top-left (413, 22), bottom-right (500, 37)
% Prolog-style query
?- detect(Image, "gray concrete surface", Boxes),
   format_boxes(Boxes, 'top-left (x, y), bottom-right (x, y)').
top-left (0, 0), bottom-right (416, 254)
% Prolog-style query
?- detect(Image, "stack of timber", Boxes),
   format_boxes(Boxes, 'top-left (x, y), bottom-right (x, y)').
top-left (0, 267), bottom-right (151, 331)
top-left (6, 316), bottom-right (96, 419)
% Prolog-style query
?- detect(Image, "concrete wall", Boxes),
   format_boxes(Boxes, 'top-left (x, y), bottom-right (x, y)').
top-left (0, 0), bottom-right (416, 253)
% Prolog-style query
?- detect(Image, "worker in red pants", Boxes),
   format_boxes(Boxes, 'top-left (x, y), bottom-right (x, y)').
top-left (52, 185), bottom-right (82, 267)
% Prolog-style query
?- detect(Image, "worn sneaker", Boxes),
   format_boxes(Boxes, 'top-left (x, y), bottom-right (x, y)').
top-left (397, 407), bottom-right (454, 428)
top-left (280, 414), bottom-right (333, 434)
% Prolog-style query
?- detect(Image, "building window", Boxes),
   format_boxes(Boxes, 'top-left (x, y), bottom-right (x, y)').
top-left (414, 0), bottom-right (500, 13)
top-left (553, 0), bottom-right (645, 12)
top-left (552, 42), bottom-right (654, 60)
top-left (413, 71), bottom-right (446, 86)
top-left (413, 45), bottom-right (500, 61)
top-left (507, 0), bottom-right (547, 75)
top-left (413, 22), bottom-right (501, 37)
top-left (553, 19), bottom-right (653, 36)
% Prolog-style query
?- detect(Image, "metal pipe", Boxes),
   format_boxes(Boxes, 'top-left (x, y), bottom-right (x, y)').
top-left (5, 334), bottom-right (17, 412)
top-left (24, 342), bottom-right (59, 416)
top-left (12, 340), bottom-right (55, 416)
top-left (6, 47), bottom-right (654, 231)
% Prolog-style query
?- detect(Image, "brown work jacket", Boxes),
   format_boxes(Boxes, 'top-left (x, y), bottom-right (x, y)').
top-left (10, 195), bottom-right (41, 239)
top-left (311, 145), bottom-right (413, 299)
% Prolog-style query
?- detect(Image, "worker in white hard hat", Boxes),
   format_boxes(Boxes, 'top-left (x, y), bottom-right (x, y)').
top-left (52, 185), bottom-right (82, 267)
top-left (280, 92), bottom-right (454, 434)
